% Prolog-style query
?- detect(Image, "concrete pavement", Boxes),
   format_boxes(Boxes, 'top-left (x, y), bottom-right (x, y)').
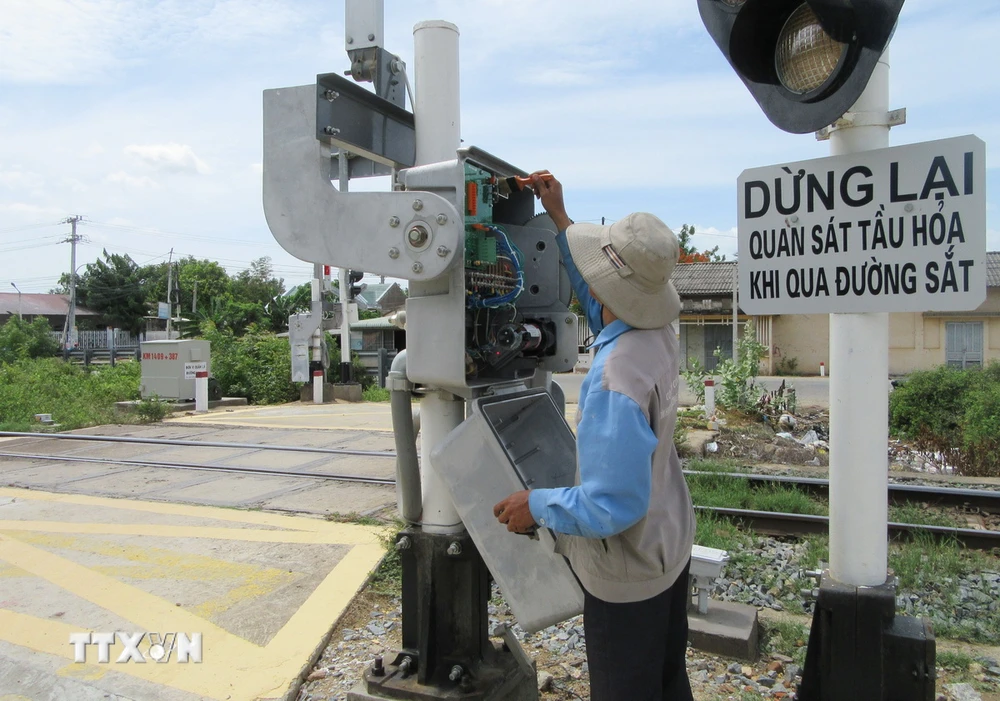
top-left (0, 487), bottom-right (383, 701)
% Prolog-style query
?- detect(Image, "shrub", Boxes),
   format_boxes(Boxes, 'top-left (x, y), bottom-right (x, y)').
top-left (774, 356), bottom-right (799, 375)
top-left (0, 317), bottom-right (60, 365)
top-left (683, 322), bottom-right (767, 413)
top-left (889, 365), bottom-right (967, 443)
top-left (889, 362), bottom-right (1000, 476)
top-left (134, 395), bottom-right (172, 423)
top-left (202, 323), bottom-right (299, 405)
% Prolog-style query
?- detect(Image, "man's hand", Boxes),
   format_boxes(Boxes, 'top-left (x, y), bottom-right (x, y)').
top-left (528, 171), bottom-right (572, 232)
top-left (493, 491), bottom-right (536, 534)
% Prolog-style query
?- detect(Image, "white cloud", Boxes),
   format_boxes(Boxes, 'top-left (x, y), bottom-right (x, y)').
top-left (80, 142), bottom-right (105, 159)
top-left (106, 171), bottom-right (159, 188)
top-left (124, 143), bottom-right (211, 175)
top-left (0, 168), bottom-right (44, 189)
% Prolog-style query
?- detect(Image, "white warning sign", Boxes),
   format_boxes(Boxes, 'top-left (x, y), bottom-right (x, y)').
top-left (737, 135), bottom-right (986, 315)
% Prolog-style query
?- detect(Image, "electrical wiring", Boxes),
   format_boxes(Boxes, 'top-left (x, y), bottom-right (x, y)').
top-left (466, 224), bottom-right (524, 309)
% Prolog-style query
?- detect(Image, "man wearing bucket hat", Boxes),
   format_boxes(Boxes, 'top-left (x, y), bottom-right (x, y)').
top-left (494, 172), bottom-right (695, 701)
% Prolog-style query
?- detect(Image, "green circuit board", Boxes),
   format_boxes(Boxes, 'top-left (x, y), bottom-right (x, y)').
top-left (463, 163), bottom-right (497, 266)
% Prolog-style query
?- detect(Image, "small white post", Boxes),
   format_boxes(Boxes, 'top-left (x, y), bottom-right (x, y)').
top-left (704, 379), bottom-right (716, 418)
top-left (313, 370), bottom-right (324, 405)
top-left (195, 371), bottom-right (208, 413)
top-left (820, 361), bottom-right (826, 377)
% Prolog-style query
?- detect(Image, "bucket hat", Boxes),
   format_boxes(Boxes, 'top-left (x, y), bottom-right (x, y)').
top-left (566, 212), bottom-right (681, 329)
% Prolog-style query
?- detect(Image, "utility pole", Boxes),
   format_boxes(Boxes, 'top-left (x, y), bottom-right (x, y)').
top-left (10, 283), bottom-right (22, 320)
top-left (62, 215), bottom-right (83, 351)
top-left (166, 248), bottom-right (175, 338)
top-left (192, 280), bottom-right (198, 314)
top-left (732, 263), bottom-right (739, 365)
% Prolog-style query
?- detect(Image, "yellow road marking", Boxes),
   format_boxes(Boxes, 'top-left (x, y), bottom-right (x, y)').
top-left (0, 521), bottom-right (379, 545)
top-left (0, 487), bottom-right (374, 535)
top-left (0, 489), bottom-right (385, 700)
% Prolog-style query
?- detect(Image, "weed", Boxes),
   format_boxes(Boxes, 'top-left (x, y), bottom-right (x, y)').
top-left (889, 503), bottom-right (963, 528)
top-left (686, 471), bottom-right (825, 515)
top-left (363, 385), bottom-right (391, 402)
top-left (133, 395), bottom-right (171, 423)
top-left (695, 512), bottom-right (752, 552)
top-left (760, 618), bottom-right (810, 667)
top-left (798, 535), bottom-right (829, 571)
top-left (0, 358), bottom-right (141, 430)
top-left (775, 356), bottom-right (800, 376)
top-left (936, 650), bottom-right (975, 670)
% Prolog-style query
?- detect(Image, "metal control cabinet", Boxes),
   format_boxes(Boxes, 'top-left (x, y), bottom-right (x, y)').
top-left (140, 340), bottom-right (211, 400)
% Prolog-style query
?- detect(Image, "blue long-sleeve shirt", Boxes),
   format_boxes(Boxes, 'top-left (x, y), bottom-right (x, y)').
top-left (527, 230), bottom-right (657, 539)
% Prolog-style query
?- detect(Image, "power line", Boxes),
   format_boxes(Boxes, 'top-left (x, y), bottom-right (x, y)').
top-left (83, 220), bottom-right (280, 248)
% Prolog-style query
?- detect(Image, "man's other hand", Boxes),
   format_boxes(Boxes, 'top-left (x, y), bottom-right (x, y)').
top-left (493, 491), bottom-right (536, 533)
top-left (529, 171), bottom-right (571, 232)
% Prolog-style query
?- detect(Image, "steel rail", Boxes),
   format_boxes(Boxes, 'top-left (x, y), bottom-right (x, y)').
top-left (686, 470), bottom-right (1000, 515)
top-left (0, 452), bottom-right (396, 486)
top-left (2, 448), bottom-right (997, 549)
top-left (0, 431), bottom-right (395, 459)
top-left (696, 506), bottom-right (1000, 552)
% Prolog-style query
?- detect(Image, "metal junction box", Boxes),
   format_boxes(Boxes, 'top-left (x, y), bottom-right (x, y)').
top-left (431, 388), bottom-right (583, 633)
top-left (140, 340), bottom-right (211, 400)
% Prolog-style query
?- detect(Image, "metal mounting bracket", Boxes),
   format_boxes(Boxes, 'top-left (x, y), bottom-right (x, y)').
top-left (815, 108), bottom-right (907, 141)
top-left (262, 84), bottom-right (461, 280)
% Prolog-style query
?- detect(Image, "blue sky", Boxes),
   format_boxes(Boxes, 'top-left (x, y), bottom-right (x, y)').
top-left (1, 0), bottom-right (997, 296)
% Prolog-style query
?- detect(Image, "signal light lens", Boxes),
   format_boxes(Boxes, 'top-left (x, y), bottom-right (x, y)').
top-left (775, 4), bottom-right (846, 95)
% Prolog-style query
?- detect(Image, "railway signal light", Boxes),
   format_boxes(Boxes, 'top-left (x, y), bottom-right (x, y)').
top-left (698, 0), bottom-right (905, 133)
top-left (348, 270), bottom-right (365, 301)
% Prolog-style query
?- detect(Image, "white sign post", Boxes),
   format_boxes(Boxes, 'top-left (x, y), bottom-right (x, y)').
top-left (183, 362), bottom-right (208, 380)
top-left (737, 54), bottom-right (987, 592)
top-left (738, 134), bottom-right (986, 316)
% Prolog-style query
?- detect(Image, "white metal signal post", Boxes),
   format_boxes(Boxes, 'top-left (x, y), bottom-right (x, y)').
top-left (262, 2), bottom-right (583, 700)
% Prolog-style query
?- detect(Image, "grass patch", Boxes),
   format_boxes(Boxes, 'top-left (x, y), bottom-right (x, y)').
top-left (0, 358), bottom-right (155, 431)
top-left (686, 471), bottom-right (826, 516)
top-left (889, 503), bottom-right (964, 528)
top-left (798, 534), bottom-right (829, 571)
top-left (937, 650), bottom-right (976, 670)
top-left (324, 511), bottom-right (403, 596)
top-left (890, 532), bottom-right (987, 591)
top-left (695, 512), bottom-right (753, 552)
top-left (760, 617), bottom-right (810, 667)
top-left (890, 532), bottom-right (1000, 644)
top-left (363, 385), bottom-right (390, 402)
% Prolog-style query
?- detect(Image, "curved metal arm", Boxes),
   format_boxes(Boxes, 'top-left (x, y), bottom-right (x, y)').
top-left (262, 84), bottom-right (461, 281)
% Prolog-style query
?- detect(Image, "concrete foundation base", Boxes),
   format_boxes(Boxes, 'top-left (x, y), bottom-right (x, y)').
top-left (300, 383), bottom-right (338, 403)
top-left (334, 383), bottom-right (363, 402)
top-left (688, 599), bottom-right (759, 661)
top-left (115, 397), bottom-right (248, 414)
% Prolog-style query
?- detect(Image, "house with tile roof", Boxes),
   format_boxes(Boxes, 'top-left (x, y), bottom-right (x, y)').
top-left (677, 253), bottom-right (1000, 375)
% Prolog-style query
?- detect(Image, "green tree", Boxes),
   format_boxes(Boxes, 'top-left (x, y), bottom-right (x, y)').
top-left (76, 250), bottom-right (150, 334)
top-left (231, 257), bottom-right (285, 308)
top-left (0, 317), bottom-right (60, 365)
top-left (264, 282), bottom-right (313, 332)
top-left (178, 258), bottom-right (231, 313)
top-left (678, 224), bottom-right (727, 263)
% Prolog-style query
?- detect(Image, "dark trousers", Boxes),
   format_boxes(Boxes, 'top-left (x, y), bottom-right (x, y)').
top-left (583, 562), bottom-right (693, 701)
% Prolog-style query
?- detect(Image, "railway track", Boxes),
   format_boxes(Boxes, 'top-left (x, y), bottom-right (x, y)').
top-left (2, 431), bottom-right (998, 550)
